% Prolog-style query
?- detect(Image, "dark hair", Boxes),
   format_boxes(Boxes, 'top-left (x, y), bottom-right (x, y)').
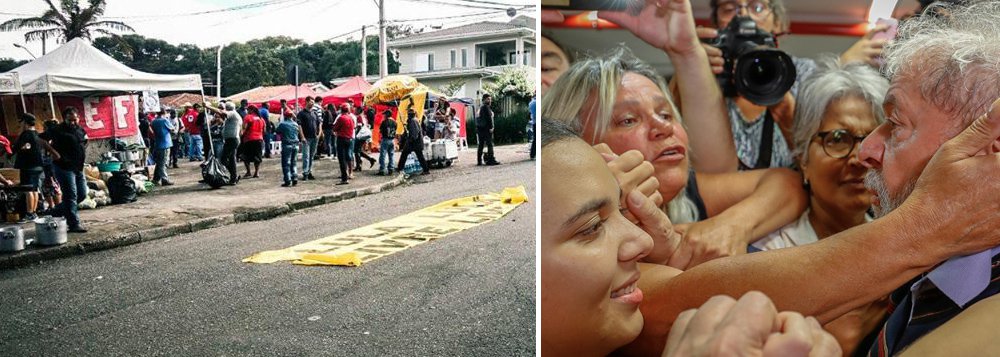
top-left (280, 99), bottom-right (287, 103)
top-left (541, 31), bottom-right (575, 63)
top-left (240, 99), bottom-right (248, 105)
top-left (709, 0), bottom-right (788, 32)
top-left (540, 118), bottom-right (580, 149)
top-left (61, 107), bottom-right (78, 119)
top-left (482, 93), bottom-right (491, 100)
top-left (19, 113), bottom-right (36, 126)
top-left (314, 96), bottom-right (323, 102)
top-left (382, 109), bottom-right (393, 118)
top-left (406, 109), bottom-right (417, 118)
top-left (325, 103), bottom-right (335, 112)
top-left (249, 105), bottom-right (259, 116)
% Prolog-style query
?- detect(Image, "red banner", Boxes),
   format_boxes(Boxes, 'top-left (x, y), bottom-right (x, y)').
top-left (56, 95), bottom-right (139, 140)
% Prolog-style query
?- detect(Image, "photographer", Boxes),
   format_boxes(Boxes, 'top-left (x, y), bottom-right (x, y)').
top-left (682, 0), bottom-right (890, 171)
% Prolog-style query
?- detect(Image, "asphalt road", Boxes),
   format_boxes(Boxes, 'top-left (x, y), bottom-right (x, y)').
top-left (0, 158), bottom-right (536, 356)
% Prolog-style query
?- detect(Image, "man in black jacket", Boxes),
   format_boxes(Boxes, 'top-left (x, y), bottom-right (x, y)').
top-left (477, 94), bottom-right (500, 166)
top-left (396, 109), bottom-right (429, 175)
top-left (47, 107), bottom-right (89, 233)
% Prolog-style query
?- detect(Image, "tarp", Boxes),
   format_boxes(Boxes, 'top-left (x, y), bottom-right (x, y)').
top-left (242, 186), bottom-right (528, 266)
top-left (6, 38), bottom-right (202, 94)
top-left (228, 84), bottom-right (324, 114)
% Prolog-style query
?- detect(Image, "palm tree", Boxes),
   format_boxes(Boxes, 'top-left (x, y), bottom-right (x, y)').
top-left (0, 0), bottom-right (134, 45)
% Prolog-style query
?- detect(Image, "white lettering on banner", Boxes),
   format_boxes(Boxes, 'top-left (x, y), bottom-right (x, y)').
top-left (114, 96), bottom-right (132, 129)
top-left (83, 97), bottom-right (105, 130)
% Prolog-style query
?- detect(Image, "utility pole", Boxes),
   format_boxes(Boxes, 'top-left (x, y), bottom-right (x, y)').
top-left (216, 44), bottom-right (224, 102)
top-left (361, 25), bottom-right (368, 79)
top-left (42, 32), bottom-right (46, 55)
top-left (379, 0), bottom-right (388, 78)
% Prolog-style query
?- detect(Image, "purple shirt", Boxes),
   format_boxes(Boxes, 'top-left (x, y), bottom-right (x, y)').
top-left (911, 246), bottom-right (1000, 314)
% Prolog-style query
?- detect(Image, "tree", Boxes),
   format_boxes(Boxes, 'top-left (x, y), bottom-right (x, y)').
top-left (0, 58), bottom-right (29, 72)
top-left (0, 0), bottom-right (134, 43)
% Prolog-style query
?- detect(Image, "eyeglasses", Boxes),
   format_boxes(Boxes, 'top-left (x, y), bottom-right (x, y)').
top-left (815, 129), bottom-right (867, 159)
top-left (717, 0), bottom-right (771, 19)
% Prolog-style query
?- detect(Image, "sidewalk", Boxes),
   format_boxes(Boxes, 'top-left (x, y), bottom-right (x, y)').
top-left (0, 143), bottom-right (532, 269)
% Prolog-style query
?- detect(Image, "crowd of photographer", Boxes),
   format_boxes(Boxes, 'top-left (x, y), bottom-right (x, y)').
top-left (540, 0), bottom-right (1000, 356)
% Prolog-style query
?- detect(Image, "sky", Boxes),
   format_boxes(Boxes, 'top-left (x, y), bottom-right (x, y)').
top-left (0, 0), bottom-right (536, 61)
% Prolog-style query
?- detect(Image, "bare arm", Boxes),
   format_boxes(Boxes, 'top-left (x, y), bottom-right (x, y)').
top-left (665, 168), bottom-right (806, 268)
top-left (699, 168), bottom-right (807, 240)
top-left (668, 47), bottom-right (736, 173)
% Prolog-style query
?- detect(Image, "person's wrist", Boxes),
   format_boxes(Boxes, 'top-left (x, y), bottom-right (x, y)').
top-left (665, 43), bottom-right (706, 62)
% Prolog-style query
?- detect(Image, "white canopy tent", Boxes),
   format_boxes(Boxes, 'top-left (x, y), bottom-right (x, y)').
top-left (0, 72), bottom-right (25, 109)
top-left (3, 38), bottom-right (204, 117)
top-left (8, 38), bottom-right (202, 94)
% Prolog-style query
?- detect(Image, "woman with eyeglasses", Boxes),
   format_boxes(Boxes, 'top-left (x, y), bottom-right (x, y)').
top-left (750, 59), bottom-right (890, 356)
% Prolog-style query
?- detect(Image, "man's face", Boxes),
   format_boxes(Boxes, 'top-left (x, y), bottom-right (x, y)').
top-left (859, 76), bottom-right (961, 217)
top-left (541, 36), bottom-right (570, 98)
top-left (715, 0), bottom-right (780, 35)
top-left (484, 97), bottom-right (492, 105)
top-left (64, 111), bottom-right (79, 126)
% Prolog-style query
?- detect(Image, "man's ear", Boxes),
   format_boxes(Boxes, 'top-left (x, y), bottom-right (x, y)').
top-left (991, 136), bottom-right (1000, 154)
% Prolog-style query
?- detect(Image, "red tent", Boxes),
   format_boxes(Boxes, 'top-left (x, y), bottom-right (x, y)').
top-left (321, 76), bottom-right (371, 107)
top-left (227, 84), bottom-right (323, 115)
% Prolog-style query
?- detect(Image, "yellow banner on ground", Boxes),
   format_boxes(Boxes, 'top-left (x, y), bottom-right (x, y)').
top-left (242, 186), bottom-right (528, 267)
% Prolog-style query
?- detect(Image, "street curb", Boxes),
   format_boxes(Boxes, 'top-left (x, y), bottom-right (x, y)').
top-left (0, 174), bottom-right (407, 270)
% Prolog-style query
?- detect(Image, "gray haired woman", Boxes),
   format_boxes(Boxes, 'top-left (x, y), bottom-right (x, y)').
top-left (751, 58), bottom-right (890, 355)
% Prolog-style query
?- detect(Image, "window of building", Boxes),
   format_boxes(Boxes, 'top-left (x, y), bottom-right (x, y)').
top-left (450, 49), bottom-right (456, 69)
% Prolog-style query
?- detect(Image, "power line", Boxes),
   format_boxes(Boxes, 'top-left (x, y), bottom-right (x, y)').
top-left (103, 0), bottom-right (300, 19)
top-left (389, 6), bottom-right (532, 23)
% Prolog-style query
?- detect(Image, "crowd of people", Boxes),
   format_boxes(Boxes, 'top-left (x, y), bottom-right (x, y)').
top-left (540, 0), bottom-right (1000, 355)
top-left (140, 94), bottom-right (464, 187)
top-left (0, 89), bottom-right (506, 234)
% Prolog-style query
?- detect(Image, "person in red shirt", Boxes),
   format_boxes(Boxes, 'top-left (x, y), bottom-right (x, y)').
top-left (183, 103), bottom-right (203, 161)
top-left (239, 105), bottom-right (266, 178)
top-left (331, 104), bottom-right (355, 185)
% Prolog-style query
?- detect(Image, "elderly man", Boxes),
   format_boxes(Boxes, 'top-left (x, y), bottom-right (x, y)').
top-left (855, 1), bottom-right (1000, 354)
top-left (614, 1), bottom-right (1000, 355)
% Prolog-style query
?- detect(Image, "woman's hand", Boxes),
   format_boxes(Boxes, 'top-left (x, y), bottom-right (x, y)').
top-left (599, 0), bottom-right (702, 57)
top-left (840, 24), bottom-right (891, 67)
top-left (626, 190), bottom-right (683, 266)
top-left (670, 218), bottom-right (751, 269)
top-left (594, 144), bottom-right (664, 209)
top-left (665, 292), bottom-right (841, 357)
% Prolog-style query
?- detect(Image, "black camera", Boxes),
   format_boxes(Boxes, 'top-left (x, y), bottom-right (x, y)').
top-left (703, 16), bottom-right (796, 106)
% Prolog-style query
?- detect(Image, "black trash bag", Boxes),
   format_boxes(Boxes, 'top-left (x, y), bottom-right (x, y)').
top-left (200, 156), bottom-right (230, 189)
top-left (107, 171), bottom-right (137, 204)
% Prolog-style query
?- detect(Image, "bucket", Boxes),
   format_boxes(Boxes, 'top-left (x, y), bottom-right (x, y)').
top-left (97, 161), bottom-right (123, 172)
top-left (0, 225), bottom-right (24, 252)
top-left (34, 216), bottom-right (68, 246)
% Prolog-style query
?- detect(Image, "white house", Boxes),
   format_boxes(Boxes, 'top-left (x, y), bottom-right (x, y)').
top-left (387, 16), bottom-right (536, 100)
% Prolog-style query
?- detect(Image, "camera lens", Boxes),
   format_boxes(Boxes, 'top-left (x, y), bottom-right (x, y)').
top-left (733, 48), bottom-right (796, 106)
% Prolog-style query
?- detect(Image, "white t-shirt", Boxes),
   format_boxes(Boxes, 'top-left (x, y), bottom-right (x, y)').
top-left (752, 209), bottom-right (873, 251)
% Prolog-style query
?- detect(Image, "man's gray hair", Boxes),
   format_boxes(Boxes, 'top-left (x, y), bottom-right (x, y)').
top-left (883, 0), bottom-right (1000, 125)
top-left (225, 102), bottom-right (236, 110)
top-left (792, 57), bottom-right (889, 165)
